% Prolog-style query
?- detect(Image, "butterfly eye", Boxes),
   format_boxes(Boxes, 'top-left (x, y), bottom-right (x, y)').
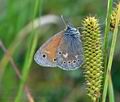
top-left (42, 54), bottom-right (46, 58)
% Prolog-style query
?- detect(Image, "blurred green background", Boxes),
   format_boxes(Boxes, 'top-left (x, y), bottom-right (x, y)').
top-left (0, 0), bottom-right (120, 102)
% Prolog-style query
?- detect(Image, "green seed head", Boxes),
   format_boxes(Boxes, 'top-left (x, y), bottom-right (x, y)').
top-left (81, 17), bottom-right (103, 101)
top-left (110, 2), bottom-right (120, 31)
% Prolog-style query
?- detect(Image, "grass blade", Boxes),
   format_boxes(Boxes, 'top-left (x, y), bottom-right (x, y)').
top-left (108, 76), bottom-right (115, 102)
top-left (15, 0), bottom-right (42, 101)
top-left (102, 3), bottom-right (120, 102)
top-left (103, 0), bottom-right (113, 71)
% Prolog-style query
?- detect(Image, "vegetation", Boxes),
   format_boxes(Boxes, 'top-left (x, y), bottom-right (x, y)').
top-left (0, 0), bottom-right (120, 102)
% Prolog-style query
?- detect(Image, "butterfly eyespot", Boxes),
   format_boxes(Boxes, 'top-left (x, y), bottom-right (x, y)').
top-left (53, 58), bottom-right (57, 62)
top-left (58, 51), bottom-right (62, 55)
top-left (73, 60), bottom-right (76, 63)
top-left (68, 61), bottom-right (71, 63)
top-left (63, 61), bottom-right (66, 63)
top-left (42, 54), bottom-right (46, 58)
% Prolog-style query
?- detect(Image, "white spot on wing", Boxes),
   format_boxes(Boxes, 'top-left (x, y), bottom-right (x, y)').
top-left (63, 53), bottom-right (68, 58)
top-left (75, 55), bottom-right (78, 58)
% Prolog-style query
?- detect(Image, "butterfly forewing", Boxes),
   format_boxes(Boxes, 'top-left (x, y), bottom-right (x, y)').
top-left (34, 31), bottom-right (64, 67)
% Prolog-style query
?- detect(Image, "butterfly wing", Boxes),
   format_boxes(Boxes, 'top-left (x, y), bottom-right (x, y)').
top-left (34, 31), bottom-right (64, 67)
top-left (56, 32), bottom-right (84, 70)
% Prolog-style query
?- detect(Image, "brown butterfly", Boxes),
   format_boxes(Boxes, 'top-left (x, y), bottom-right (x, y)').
top-left (34, 23), bottom-right (83, 70)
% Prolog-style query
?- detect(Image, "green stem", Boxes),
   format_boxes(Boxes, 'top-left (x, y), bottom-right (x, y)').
top-left (103, 0), bottom-right (113, 71)
top-left (15, 0), bottom-right (42, 102)
top-left (102, 0), bottom-right (113, 101)
top-left (102, 4), bottom-right (120, 102)
top-left (15, 34), bottom-right (38, 102)
top-left (108, 76), bottom-right (115, 102)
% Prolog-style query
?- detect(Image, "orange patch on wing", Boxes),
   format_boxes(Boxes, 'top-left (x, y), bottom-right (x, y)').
top-left (43, 32), bottom-right (63, 61)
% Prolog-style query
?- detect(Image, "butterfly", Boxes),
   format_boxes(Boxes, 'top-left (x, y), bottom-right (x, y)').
top-left (34, 23), bottom-right (84, 70)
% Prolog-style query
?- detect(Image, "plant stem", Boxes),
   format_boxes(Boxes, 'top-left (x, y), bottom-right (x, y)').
top-left (15, 0), bottom-right (42, 101)
top-left (103, 0), bottom-right (113, 71)
top-left (108, 76), bottom-right (115, 102)
top-left (102, 0), bottom-right (113, 101)
top-left (102, 3), bottom-right (120, 102)
top-left (15, 34), bottom-right (38, 102)
top-left (0, 40), bottom-right (34, 102)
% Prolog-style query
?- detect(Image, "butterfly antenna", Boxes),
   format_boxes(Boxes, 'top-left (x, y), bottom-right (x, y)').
top-left (60, 15), bottom-right (74, 27)
top-left (60, 15), bottom-right (67, 27)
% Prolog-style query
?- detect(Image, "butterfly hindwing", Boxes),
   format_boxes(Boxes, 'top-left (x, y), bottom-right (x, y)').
top-left (56, 26), bottom-right (84, 70)
top-left (34, 31), bottom-right (64, 67)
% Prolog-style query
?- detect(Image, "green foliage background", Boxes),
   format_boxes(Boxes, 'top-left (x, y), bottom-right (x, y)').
top-left (0, 0), bottom-right (120, 102)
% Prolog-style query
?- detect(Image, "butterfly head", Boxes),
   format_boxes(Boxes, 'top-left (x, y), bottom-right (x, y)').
top-left (65, 25), bottom-right (80, 37)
